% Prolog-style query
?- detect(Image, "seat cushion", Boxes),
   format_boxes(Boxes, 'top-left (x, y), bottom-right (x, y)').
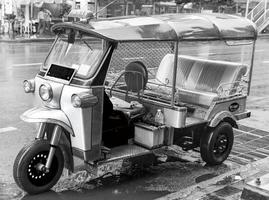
top-left (146, 82), bottom-right (217, 107)
top-left (150, 54), bottom-right (248, 107)
top-left (110, 96), bottom-right (145, 117)
top-left (178, 88), bottom-right (218, 107)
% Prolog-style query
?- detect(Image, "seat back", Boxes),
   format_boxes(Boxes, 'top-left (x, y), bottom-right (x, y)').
top-left (125, 61), bottom-right (148, 93)
top-left (156, 54), bottom-right (248, 94)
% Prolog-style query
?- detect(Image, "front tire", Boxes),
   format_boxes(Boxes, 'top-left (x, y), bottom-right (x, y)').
top-left (200, 122), bottom-right (234, 166)
top-left (13, 140), bottom-right (64, 194)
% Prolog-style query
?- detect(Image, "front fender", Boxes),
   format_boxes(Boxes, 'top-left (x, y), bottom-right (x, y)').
top-left (21, 107), bottom-right (74, 136)
top-left (209, 111), bottom-right (237, 128)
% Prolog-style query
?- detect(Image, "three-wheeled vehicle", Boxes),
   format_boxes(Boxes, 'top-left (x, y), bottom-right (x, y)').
top-left (13, 13), bottom-right (257, 194)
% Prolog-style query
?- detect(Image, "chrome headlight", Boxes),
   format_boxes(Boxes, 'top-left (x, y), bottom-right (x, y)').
top-left (23, 79), bottom-right (35, 93)
top-left (71, 94), bottom-right (82, 108)
top-left (39, 83), bottom-right (53, 102)
top-left (71, 93), bottom-right (98, 108)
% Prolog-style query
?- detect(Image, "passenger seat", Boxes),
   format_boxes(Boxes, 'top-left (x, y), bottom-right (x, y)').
top-left (151, 54), bottom-right (248, 107)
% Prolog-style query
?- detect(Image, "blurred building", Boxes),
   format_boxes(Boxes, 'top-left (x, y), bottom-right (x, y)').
top-left (66, 0), bottom-right (178, 17)
top-left (234, 0), bottom-right (268, 16)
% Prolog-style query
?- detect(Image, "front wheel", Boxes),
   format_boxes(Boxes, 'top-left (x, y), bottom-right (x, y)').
top-left (13, 140), bottom-right (64, 194)
top-left (200, 122), bottom-right (234, 166)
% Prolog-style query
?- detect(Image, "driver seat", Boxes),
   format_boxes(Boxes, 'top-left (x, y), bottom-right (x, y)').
top-left (112, 61), bottom-right (148, 118)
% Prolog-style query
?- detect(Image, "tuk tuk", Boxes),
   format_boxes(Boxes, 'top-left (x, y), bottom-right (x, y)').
top-left (13, 13), bottom-right (257, 194)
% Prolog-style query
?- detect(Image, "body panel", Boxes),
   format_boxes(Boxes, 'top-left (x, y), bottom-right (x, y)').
top-left (60, 85), bottom-right (92, 151)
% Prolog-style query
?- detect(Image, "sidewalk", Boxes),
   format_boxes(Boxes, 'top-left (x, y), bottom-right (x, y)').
top-left (0, 33), bottom-right (55, 43)
top-left (0, 33), bottom-right (269, 43)
top-left (157, 125), bottom-right (269, 200)
top-left (157, 157), bottom-right (269, 200)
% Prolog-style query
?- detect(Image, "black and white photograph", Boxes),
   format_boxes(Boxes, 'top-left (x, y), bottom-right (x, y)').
top-left (1, 0), bottom-right (269, 199)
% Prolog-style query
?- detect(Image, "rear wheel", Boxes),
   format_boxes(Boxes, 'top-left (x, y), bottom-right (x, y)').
top-left (13, 140), bottom-right (64, 194)
top-left (200, 122), bottom-right (234, 165)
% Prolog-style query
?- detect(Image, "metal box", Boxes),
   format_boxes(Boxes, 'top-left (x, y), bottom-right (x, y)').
top-left (163, 107), bottom-right (187, 128)
top-left (134, 122), bottom-right (164, 149)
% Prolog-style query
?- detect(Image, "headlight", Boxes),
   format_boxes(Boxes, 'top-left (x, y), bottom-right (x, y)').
top-left (71, 93), bottom-right (98, 108)
top-left (39, 83), bottom-right (53, 102)
top-left (23, 79), bottom-right (35, 93)
top-left (71, 94), bottom-right (82, 107)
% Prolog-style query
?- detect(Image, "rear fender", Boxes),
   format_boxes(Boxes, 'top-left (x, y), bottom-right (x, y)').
top-left (209, 111), bottom-right (238, 128)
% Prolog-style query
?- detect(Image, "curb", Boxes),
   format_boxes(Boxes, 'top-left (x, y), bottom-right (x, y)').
top-left (156, 157), bottom-right (269, 200)
top-left (258, 34), bottom-right (269, 38)
top-left (0, 37), bottom-right (55, 43)
top-left (0, 34), bottom-right (268, 43)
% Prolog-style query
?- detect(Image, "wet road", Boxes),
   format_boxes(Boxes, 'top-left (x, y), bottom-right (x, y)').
top-left (0, 38), bottom-right (269, 200)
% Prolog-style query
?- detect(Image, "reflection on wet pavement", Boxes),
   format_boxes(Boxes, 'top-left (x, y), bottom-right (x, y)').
top-left (12, 159), bottom-right (234, 200)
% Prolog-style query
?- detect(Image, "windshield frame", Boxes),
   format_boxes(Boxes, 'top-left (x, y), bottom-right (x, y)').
top-left (42, 32), bottom-right (108, 81)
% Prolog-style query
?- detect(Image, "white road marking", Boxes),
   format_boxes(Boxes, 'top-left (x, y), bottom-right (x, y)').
top-left (255, 49), bottom-right (265, 52)
top-left (0, 127), bottom-right (17, 134)
top-left (262, 61), bottom-right (269, 63)
top-left (12, 63), bottom-right (42, 67)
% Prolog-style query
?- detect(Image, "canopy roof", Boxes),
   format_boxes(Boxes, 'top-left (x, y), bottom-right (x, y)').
top-left (52, 13), bottom-right (257, 42)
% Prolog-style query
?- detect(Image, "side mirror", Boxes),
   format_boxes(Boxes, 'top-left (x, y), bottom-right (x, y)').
top-left (104, 80), bottom-right (109, 86)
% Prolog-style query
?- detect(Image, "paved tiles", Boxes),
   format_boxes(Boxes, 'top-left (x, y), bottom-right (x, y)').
top-left (213, 185), bottom-right (242, 198)
top-left (205, 125), bottom-right (269, 199)
top-left (229, 124), bottom-right (269, 167)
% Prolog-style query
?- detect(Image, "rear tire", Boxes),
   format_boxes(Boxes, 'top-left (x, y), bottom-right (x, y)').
top-left (13, 140), bottom-right (64, 194)
top-left (200, 122), bottom-right (234, 166)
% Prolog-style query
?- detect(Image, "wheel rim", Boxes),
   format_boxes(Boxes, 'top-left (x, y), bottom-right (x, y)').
top-left (27, 151), bottom-right (59, 187)
top-left (213, 133), bottom-right (228, 156)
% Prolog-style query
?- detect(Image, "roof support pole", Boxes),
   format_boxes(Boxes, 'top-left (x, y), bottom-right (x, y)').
top-left (245, 0), bottom-right (250, 18)
top-left (247, 40), bottom-right (256, 95)
top-left (95, 0), bottom-right (98, 19)
top-left (171, 41), bottom-right (179, 107)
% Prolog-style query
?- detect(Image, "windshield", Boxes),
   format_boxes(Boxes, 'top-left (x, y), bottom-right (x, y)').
top-left (43, 34), bottom-right (105, 79)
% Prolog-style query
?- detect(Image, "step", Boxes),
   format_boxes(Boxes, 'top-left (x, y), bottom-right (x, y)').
top-left (98, 144), bottom-right (151, 164)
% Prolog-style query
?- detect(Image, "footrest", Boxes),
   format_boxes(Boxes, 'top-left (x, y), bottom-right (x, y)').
top-left (98, 145), bottom-right (150, 164)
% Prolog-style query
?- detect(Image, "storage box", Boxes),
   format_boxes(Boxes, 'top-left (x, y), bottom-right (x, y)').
top-left (134, 122), bottom-right (164, 149)
top-left (163, 107), bottom-right (187, 128)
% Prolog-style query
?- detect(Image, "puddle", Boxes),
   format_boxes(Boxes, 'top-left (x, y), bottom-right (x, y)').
top-left (19, 167), bottom-right (170, 200)
top-left (195, 173), bottom-right (218, 183)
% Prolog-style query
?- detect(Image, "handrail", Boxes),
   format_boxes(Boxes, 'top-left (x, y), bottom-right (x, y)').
top-left (248, 0), bottom-right (264, 21)
top-left (216, 80), bottom-right (247, 98)
top-left (247, 0), bottom-right (268, 32)
top-left (257, 9), bottom-right (269, 31)
top-left (256, 9), bottom-right (269, 27)
top-left (247, 0), bottom-right (266, 20)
